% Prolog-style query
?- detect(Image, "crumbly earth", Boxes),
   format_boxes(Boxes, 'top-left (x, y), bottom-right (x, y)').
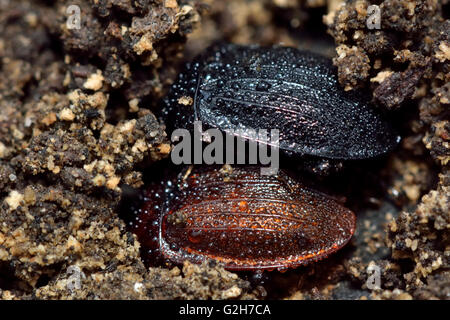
top-left (0, 0), bottom-right (448, 300)
top-left (325, 0), bottom-right (449, 299)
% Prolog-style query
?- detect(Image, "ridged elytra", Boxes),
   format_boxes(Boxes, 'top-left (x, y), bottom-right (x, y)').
top-left (131, 166), bottom-right (356, 271)
top-left (162, 43), bottom-right (400, 161)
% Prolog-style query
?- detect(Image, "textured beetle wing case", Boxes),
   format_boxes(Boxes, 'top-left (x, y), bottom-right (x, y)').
top-left (163, 43), bottom-right (400, 160)
top-left (159, 167), bottom-right (356, 270)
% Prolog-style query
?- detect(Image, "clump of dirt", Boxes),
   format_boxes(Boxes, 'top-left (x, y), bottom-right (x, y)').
top-left (326, 0), bottom-right (449, 299)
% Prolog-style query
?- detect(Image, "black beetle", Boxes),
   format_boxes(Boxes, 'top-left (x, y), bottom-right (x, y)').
top-left (162, 43), bottom-right (400, 165)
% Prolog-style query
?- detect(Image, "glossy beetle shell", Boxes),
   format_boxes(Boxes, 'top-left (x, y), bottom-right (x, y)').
top-left (132, 166), bottom-right (356, 271)
top-left (163, 43), bottom-right (400, 160)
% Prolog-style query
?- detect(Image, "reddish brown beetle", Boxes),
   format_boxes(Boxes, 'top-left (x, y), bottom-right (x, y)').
top-left (131, 166), bottom-right (356, 271)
